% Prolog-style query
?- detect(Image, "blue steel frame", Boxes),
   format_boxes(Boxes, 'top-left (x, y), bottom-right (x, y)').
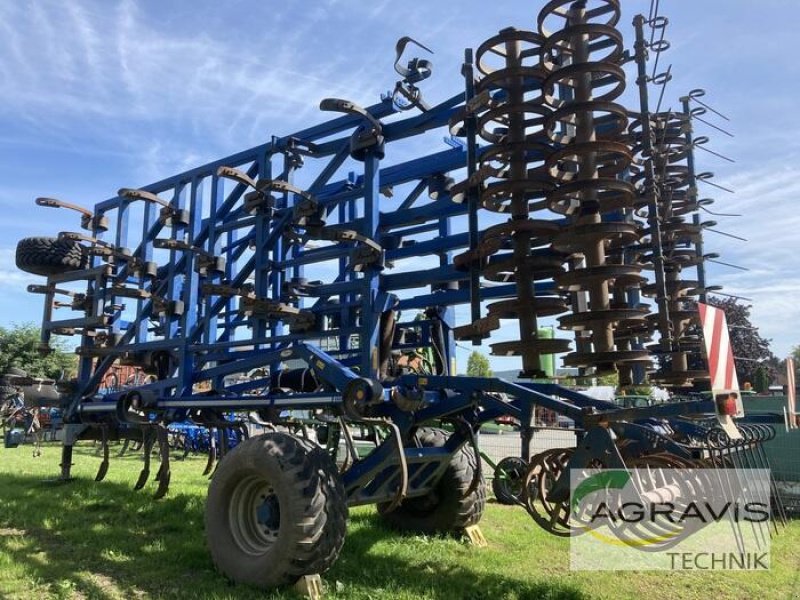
top-left (34, 67), bottom-right (722, 506)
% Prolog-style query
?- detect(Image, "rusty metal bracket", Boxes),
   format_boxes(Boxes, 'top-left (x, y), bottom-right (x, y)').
top-left (239, 296), bottom-right (316, 332)
top-left (320, 98), bottom-right (385, 160)
top-left (217, 167), bottom-right (274, 216)
top-left (152, 296), bottom-right (185, 318)
top-left (153, 238), bottom-right (226, 276)
top-left (59, 232), bottom-right (158, 279)
top-left (453, 315), bottom-right (500, 341)
top-left (118, 188), bottom-right (190, 227)
top-left (305, 226), bottom-right (383, 272)
top-left (36, 197), bottom-right (109, 232)
top-left (201, 283), bottom-right (316, 332)
top-left (391, 36), bottom-right (434, 112)
top-left (27, 283), bottom-right (93, 312)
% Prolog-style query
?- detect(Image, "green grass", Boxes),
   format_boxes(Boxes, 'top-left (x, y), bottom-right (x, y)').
top-left (1, 442), bottom-right (799, 599)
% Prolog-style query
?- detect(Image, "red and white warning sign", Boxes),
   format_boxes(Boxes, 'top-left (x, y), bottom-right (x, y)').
top-left (698, 303), bottom-right (743, 436)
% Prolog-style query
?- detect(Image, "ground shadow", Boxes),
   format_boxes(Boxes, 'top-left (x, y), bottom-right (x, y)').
top-left (333, 511), bottom-right (587, 600)
top-left (0, 470), bottom-right (586, 599)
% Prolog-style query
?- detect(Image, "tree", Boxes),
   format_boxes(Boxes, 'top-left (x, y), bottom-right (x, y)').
top-left (466, 351), bottom-right (493, 377)
top-left (753, 365), bottom-right (770, 393)
top-left (707, 297), bottom-right (776, 385)
top-left (783, 345), bottom-right (800, 385)
top-left (0, 322), bottom-right (76, 379)
top-left (790, 345), bottom-right (800, 366)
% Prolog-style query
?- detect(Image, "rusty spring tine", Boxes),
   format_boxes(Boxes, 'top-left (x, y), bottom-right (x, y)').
top-left (688, 89), bottom-right (731, 121)
top-left (647, 0), bottom-right (661, 45)
top-left (754, 424), bottom-right (788, 527)
top-left (706, 429), bottom-right (745, 555)
top-left (653, 68), bottom-right (671, 115)
top-left (154, 425), bottom-right (171, 500)
top-left (95, 425), bottom-right (110, 482)
top-left (734, 426), bottom-right (773, 544)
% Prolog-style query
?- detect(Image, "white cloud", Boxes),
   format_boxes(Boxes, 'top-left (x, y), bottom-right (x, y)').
top-left (0, 249), bottom-right (38, 290)
top-left (1, 0), bottom-right (798, 369)
top-left (0, 0), bottom-right (387, 157)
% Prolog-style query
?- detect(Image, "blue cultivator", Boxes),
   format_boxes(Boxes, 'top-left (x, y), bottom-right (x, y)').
top-left (15, 0), bottom-right (783, 589)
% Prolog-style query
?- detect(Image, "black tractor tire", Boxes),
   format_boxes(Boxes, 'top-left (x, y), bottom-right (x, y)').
top-left (5, 367), bottom-right (28, 377)
top-left (377, 427), bottom-right (486, 534)
top-left (15, 236), bottom-right (87, 277)
top-left (492, 456), bottom-right (528, 505)
top-left (205, 432), bottom-right (347, 589)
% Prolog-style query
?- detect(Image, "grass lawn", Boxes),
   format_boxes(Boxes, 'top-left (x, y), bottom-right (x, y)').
top-left (0, 442), bottom-right (799, 600)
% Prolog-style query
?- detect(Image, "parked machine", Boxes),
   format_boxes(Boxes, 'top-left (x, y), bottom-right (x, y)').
top-left (15, 0), bottom-right (781, 589)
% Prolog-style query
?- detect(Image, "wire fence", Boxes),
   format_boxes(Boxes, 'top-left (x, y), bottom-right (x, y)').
top-left (762, 425), bottom-right (800, 513)
top-left (479, 427), bottom-right (577, 474)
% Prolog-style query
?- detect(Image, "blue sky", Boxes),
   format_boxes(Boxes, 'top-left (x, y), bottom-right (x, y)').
top-left (1, 0), bottom-right (798, 372)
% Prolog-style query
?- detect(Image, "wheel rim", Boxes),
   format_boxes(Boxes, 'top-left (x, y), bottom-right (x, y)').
top-left (228, 475), bottom-right (281, 555)
top-left (496, 458), bottom-right (527, 499)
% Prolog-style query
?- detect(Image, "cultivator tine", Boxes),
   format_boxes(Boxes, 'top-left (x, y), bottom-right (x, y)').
top-left (179, 432), bottom-right (191, 460)
top-left (153, 425), bottom-right (171, 499)
top-left (202, 427), bottom-right (217, 477)
top-left (211, 428), bottom-right (230, 477)
top-left (134, 429), bottom-right (156, 491)
top-left (223, 427), bottom-right (232, 456)
top-left (117, 437), bottom-right (130, 457)
top-left (94, 426), bottom-right (110, 482)
top-left (15, 0), bottom-right (777, 589)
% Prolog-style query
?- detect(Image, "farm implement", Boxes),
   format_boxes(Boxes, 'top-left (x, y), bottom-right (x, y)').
top-left (15, 0), bottom-right (785, 589)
